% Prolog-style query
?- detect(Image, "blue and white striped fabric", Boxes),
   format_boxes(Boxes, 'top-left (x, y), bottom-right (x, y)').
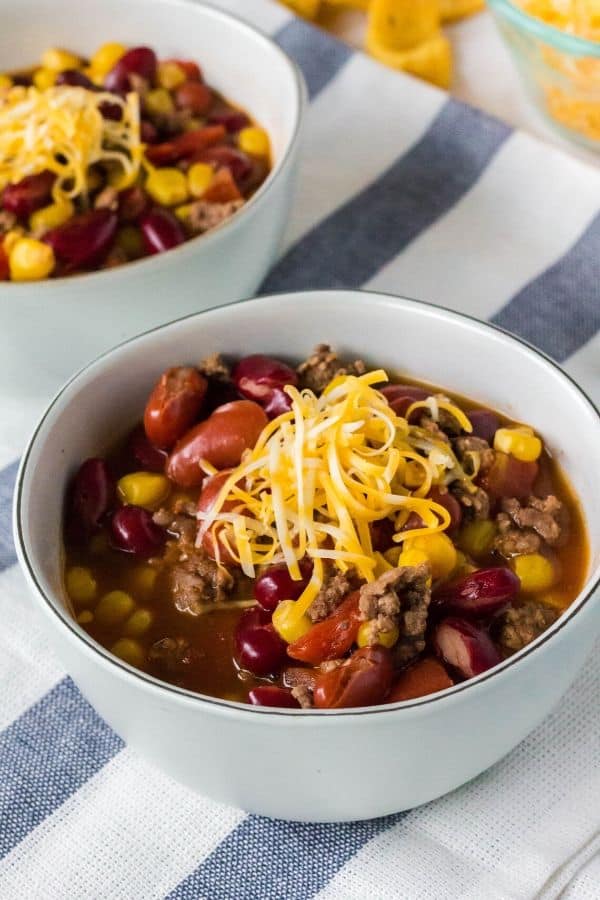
top-left (1, 2), bottom-right (599, 897)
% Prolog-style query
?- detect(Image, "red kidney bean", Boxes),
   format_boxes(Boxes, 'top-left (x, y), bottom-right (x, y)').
top-left (369, 517), bottom-right (396, 552)
top-left (44, 208), bottom-right (118, 269)
top-left (468, 409), bottom-right (500, 444)
top-left (174, 81), bottom-right (212, 114)
top-left (237, 606), bottom-right (272, 635)
top-left (235, 619), bottom-right (287, 677)
top-left (399, 511), bottom-right (425, 532)
top-left (388, 657), bottom-right (453, 703)
top-left (104, 46), bottom-right (157, 93)
top-left (232, 354), bottom-right (298, 416)
top-left (434, 617), bottom-right (502, 679)
top-left (111, 505), bottom-right (166, 557)
top-left (99, 100), bottom-right (123, 121)
top-left (481, 452), bottom-right (538, 501)
top-left (381, 384), bottom-right (429, 417)
top-left (208, 109), bottom-right (250, 133)
top-left (68, 458), bottom-right (114, 537)
top-left (2, 171), bottom-right (56, 219)
top-left (144, 366), bottom-right (208, 450)
top-left (118, 186), bottom-right (150, 223)
top-left (313, 646), bottom-right (394, 709)
top-left (166, 58), bottom-right (202, 81)
top-left (287, 592), bottom-right (362, 665)
top-left (197, 470), bottom-right (240, 564)
top-left (433, 567), bottom-right (520, 618)
top-left (428, 486), bottom-right (462, 530)
top-left (139, 207), bottom-right (185, 255)
top-left (140, 120), bottom-right (159, 144)
top-left (128, 426), bottom-right (167, 473)
top-left (167, 400), bottom-right (268, 488)
top-left (194, 145), bottom-right (253, 188)
top-left (56, 69), bottom-right (95, 88)
top-left (144, 125), bottom-right (226, 166)
top-left (248, 686), bottom-right (300, 708)
top-left (254, 560), bottom-right (313, 612)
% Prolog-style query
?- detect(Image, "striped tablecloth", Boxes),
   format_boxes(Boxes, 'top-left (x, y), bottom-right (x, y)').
top-left (1, 2), bottom-right (599, 897)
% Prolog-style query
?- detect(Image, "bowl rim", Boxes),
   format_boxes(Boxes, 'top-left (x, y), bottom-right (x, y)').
top-left (0, 0), bottom-right (307, 293)
top-left (13, 288), bottom-right (600, 718)
top-left (488, 0), bottom-right (600, 57)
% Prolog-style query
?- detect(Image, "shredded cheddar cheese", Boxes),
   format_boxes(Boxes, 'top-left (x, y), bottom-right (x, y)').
top-left (0, 85), bottom-right (143, 200)
top-left (197, 371), bottom-right (476, 624)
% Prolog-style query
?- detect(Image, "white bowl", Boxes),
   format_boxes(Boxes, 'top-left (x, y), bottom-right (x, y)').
top-left (14, 290), bottom-right (600, 822)
top-left (0, 0), bottom-right (305, 401)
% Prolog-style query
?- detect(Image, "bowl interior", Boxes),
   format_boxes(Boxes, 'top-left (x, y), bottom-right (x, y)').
top-left (16, 291), bottom-right (600, 693)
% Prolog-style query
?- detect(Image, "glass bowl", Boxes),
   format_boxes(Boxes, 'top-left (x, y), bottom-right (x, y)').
top-left (488, 0), bottom-right (600, 151)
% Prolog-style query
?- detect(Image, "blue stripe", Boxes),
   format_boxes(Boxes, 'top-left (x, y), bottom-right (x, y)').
top-left (0, 461), bottom-right (18, 572)
top-left (167, 812), bottom-right (405, 900)
top-left (492, 211), bottom-right (600, 361)
top-left (0, 676), bottom-right (123, 859)
top-left (262, 100), bottom-right (511, 293)
top-left (275, 17), bottom-right (352, 100)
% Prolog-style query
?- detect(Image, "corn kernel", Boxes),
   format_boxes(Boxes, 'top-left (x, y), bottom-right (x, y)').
top-left (187, 162), bottom-right (214, 199)
top-left (404, 461), bottom-right (426, 488)
top-left (511, 554), bottom-right (556, 593)
top-left (405, 532), bottom-right (457, 580)
top-left (129, 565), bottom-right (158, 595)
top-left (458, 519), bottom-right (496, 558)
top-left (367, 0), bottom-right (440, 51)
top-left (280, 0), bottom-right (321, 18)
top-left (95, 590), bottom-right (135, 627)
top-left (0, 74), bottom-right (13, 89)
top-left (494, 427), bottom-right (542, 463)
top-left (9, 238), bottom-right (55, 281)
top-left (33, 68), bottom-right (57, 90)
top-left (115, 225), bottom-right (144, 259)
top-left (157, 61), bottom-right (187, 90)
top-left (111, 638), bottom-right (144, 668)
top-left (77, 610), bottom-right (94, 625)
top-left (66, 566), bottom-right (97, 605)
top-left (384, 546), bottom-right (402, 566)
top-left (272, 599), bottom-right (312, 643)
top-left (123, 609), bottom-right (154, 637)
top-left (30, 198), bottom-right (74, 235)
top-left (174, 204), bottom-right (193, 223)
top-left (398, 546), bottom-right (430, 570)
top-left (3, 228), bottom-right (24, 253)
top-left (145, 168), bottom-right (189, 206)
top-left (238, 126), bottom-right (270, 158)
top-left (117, 472), bottom-right (170, 509)
top-left (41, 47), bottom-right (81, 72)
top-left (357, 621), bottom-right (400, 648)
top-left (89, 42), bottom-right (126, 78)
top-left (144, 88), bottom-right (175, 117)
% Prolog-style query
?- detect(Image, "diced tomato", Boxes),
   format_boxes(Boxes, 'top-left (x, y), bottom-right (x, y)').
top-left (287, 591), bottom-right (362, 665)
top-left (144, 125), bottom-right (226, 166)
top-left (481, 451), bottom-right (538, 500)
top-left (203, 168), bottom-right (242, 203)
top-left (166, 58), bottom-right (202, 81)
top-left (387, 657), bottom-right (453, 703)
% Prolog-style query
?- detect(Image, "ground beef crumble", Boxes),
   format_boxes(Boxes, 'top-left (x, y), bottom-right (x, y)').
top-left (198, 353), bottom-right (231, 382)
top-left (296, 344), bottom-right (366, 394)
top-left (358, 564), bottom-right (431, 666)
top-left (497, 601), bottom-right (558, 652)
top-left (307, 568), bottom-right (359, 623)
top-left (453, 435), bottom-right (495, 476)
top-left (495, 495), bottom-right (566, 557)
top-left (188, 199), bottom-right (244, 235)
top-left (452, 484), bottom-right (491, 521)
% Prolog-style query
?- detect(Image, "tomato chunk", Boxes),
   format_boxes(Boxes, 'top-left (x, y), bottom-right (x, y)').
top-left (287, 591), bottom-right (362, 664)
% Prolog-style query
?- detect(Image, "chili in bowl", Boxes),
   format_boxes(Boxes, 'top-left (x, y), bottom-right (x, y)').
top-left (15, 291), bottom-right (600, 821)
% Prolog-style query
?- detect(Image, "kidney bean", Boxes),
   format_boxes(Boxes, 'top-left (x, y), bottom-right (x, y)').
top-left (248, 686), bottom-right (300, 708)
top-left (369, 517), bottom-right (396, 552)
top-left (481, 452), bottom-right (538, 501)
top-left (140, 119), bottom-right (159, 144)
top-left (232, 354), bottom-right (298, 417)
top-left (166, 58), bottom-right (202, 81)
top-left (204, 378), bottom-right (241, 415)
top-left (118, 186), bottom-right (150, 223)
top-left (254, 560), bottom-right (313, 612)
top-left (68, 458), bottom-right (115, 537)
top-left (144, 366), bottom-right (208, 450)
top-left (399, 511), bottom-right (425, 532)
top-left (56, 69), bottom-right (95, 89)
top-left (208, 109), bottom-right (250, 133)
top-left (44, 208), bottom-right (118, 269)
top-left (111, 505), bottom-right (166, 557)
top-left (144, 125), bottom-right (226, 165)
top-left (235, 619), bottom-right (287, 677)
top-left (237, 606), bottom-right (272, 635)
top-left (287, 591), bottom-right (362, 665)
top-left (194, 146), bottom-right (253, 188)
top-left (428, 486), bottom-right (462, 530)
top-left (167, 400), bottom-right (268, 488)
top-left (434, 617), bottom-right (502, 679)
top-left (139, 207), bottom-right (185, 255)
top-left (433, 567), bottom-right (520, 619)
top-left (381, 384), bottom-right (429, 417)
top-left (2, 171), bottom-right (56, 219)
top-left (388, 657), bottom-right (453, 703)
top-left (203, 168), bottom-right (242, 203)
top-left (197, 470), bottom-right (240, 564)
top-left (313, 646), bottom-right (394, 709)
top-left (104, 46), bottom-right (157, 93)
top-left (128, 426), bottom-right (167, 473)
top-left (174, 81), bottom-right (212, 114)
top-left (99, 100), bottom-right (123, 121)
top-left (468, 409), bottom-right (500, 444)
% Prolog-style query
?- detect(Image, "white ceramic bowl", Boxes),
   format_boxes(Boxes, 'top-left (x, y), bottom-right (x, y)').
top-left (14, 290), bottom-right (600, 822)
top-left (0, 0), bottom-right (305, 400)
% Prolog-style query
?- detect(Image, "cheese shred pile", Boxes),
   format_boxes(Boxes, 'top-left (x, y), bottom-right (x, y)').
top-left (0, 85), bottom-right (143, 200)
top-left (197, 370), bottom-right (474, 622)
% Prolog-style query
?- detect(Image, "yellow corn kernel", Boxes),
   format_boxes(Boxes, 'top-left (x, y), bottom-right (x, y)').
top-left (41, 47), bottom-right (81, 72)
top-left (144, 87), bottom-right (175, 117)
top-left (367, 0), bottom-right (440, 52)
top-left (66, 566), bottom-right (97, 605)
top-left (511, 554), bottom-right (556, 593)
top-left (123, 609), bottom-right (154, 637)
top-left (95, 590), bottom-right (135, 627)
top-left (272, 599), bottom-right (312, 643)
top-left (494, 427), bottom-right (542, 463)
top-left (238, 126), bottom-right (270, 158)
top-left (9, 238), bottom-right (55, 281)
top-left (117, 472), bottom-right (170, 509)
top-left (366, 29), bottom-right (452, 89)
top-left (0, 74), bottom-right (13, 89)
top-left (280, 0), bottom-right (321, 19)
top-left (33, 68), bottom-right (57, 90)
top-left (357, 621), bottom-right (400, 649)
top-left (384, 546), bottom-right (402, 567)
top-left (77, 610), bottom-right (94, 625)
top-left (30, 198), bottom-right (74, 235)
top-left (89, 42), bottom-right (126, 78)
top-left (157, 60), bottom-right (187, 90)
top-left (115, 225), bottom-right (144, 259)
top-left (111, 638), bottom-right (144, 668)
top-left (89, 532), bottom-right (110, 555)
top-left (398, 545), bottom-right (431, 572)
top-left (187, 162), bottom-right (214, 199)
top-left (404, 461), bottom-right (426, 488)
top-left (406, 532), bottom-right (457, 580)
top-left (129, 565), bottom-right (158, 595)
top-left (174, 204), bottom-right (193, 224)
top-left (3, 228), bottom-right (24, 253)
top-left (145, 168), bottom-right (189, 206)
top-left (458, 519), bottom-right (496, 558)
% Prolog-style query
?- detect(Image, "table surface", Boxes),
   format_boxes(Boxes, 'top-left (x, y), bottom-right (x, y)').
top-left (323, 5), bottom-right (600, 169)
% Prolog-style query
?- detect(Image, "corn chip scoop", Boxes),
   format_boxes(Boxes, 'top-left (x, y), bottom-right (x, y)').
top-left (197, 370), bottom-right (477, 625)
